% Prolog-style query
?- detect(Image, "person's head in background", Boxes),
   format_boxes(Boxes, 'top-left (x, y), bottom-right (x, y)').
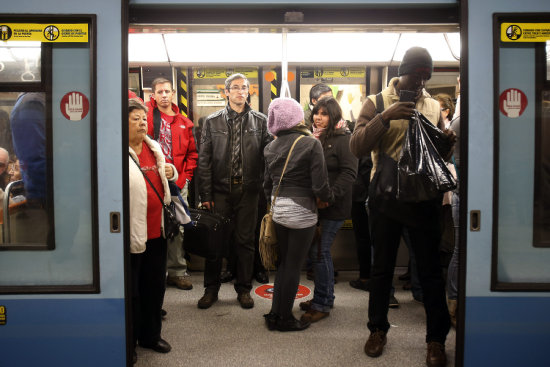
top-left (0, 147), bottom-right (9, 175)
top-left (8, 159), bottom-right (21, 182)
top-left (309, 83), bottom-right (333, 107)
top-left (435, 93), bottom-right (455, 128)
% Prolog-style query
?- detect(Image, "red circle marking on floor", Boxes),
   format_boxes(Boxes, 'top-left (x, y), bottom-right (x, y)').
top-left (255, 284), bottom-right (311, 300)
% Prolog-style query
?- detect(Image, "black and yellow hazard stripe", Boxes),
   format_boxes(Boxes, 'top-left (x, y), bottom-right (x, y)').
top-left (177, 67), bottom-right (189, 118)
top-left (270, 69), bottom-right (279, 101)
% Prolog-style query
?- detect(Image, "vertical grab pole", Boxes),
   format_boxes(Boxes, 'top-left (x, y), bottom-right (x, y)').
top-left (280, 27), bottom-right (291, 98)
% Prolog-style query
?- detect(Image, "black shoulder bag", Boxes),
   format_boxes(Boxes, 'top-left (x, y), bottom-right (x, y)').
top-left (130, 153), bottom-right (180, 240)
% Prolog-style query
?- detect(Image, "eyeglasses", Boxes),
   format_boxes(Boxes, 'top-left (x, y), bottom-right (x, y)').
top-left (229, 86), bottom-right (249, 92)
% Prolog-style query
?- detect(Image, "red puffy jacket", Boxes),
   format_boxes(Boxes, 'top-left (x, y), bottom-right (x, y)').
top-left (146, 99), bottom-right (198, 189)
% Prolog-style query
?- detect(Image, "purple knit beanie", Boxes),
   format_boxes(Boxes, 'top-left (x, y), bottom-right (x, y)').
top-left (268, 98), bottom-right (304, 136)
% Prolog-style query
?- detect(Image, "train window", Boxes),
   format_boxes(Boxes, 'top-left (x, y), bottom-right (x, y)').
top-left (0, 17), bottom-right (98, 294)
top-left (0, 40), bottom-right (53, 250)
top-left (492, 15), bottom-right (550, 290)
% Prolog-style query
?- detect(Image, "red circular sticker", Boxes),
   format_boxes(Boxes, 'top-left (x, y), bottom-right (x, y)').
top-left (60, 91), bottom-right (89, 121)
top-left (255, 284), bottom-right (311, 300)
top-left (499, 88), bottom-right (527, 118)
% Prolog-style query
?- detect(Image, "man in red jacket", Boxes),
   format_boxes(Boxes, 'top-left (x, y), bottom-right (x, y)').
top-left (147, 77), bottom-right (198, 290)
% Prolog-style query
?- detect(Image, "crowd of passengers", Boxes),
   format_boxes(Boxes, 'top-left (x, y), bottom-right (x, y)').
top-left (127, 46), bottom-right (459, 367)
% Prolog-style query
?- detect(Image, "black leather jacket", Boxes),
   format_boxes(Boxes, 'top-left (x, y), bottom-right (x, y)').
top-left (198, 104), bottom-right (271, 201)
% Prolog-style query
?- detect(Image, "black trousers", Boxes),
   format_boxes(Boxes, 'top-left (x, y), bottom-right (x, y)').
top-left (131, 237), bottom-right (168, 346)
top-left (367, 200), bottom-right (450, 344)
top-left (203, 185), bottom-right (259, 294)
top-left (271, 222), bottom-right (316, 318)
top-left (351, 200), bottom-right (372, 279)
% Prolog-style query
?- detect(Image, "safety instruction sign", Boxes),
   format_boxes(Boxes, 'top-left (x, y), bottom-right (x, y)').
top-left (301, 67), bottom-right (366, 79)
top-left (194, 68), bottom-right (258, 79)
top-left (0, 23), bottom-right (88, 42)
top-left (196, 89), bottom-right (226, 107)
top-left (501, 23), bottom-right (550, 42)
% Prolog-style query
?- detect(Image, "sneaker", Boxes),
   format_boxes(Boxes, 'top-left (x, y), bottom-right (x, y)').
top-left (166, 275), bottom-right (193, 290)
top-left (364, 330), bottom-right (387, 357)
top-left (237, 292), bottom-right (254, 309)
top-left (426, 341), bottom-right (447, 367)
top-left (349, 278), bottom-right (370, 291)
top-left (389, 295), bottom-right (400, 308)
top-left (197, 290), bottom-right (218, 309)
top-left (300, 309), bottom-right (329, 323)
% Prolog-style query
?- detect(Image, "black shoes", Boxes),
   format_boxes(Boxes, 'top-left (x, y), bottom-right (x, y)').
top-left (160, 308), bottom-right (167, 320)
top-left (254, 271), bottom-right (269, 284)
top-left (237, 292), bottom-right (255, 309)
top-left (276, 315), bottom-right (310, 332)
top-left (364, 330), bottom-right (387, 357)
top-left (349, 278), bottom-right (370, 291)
top-left (140, 338), bottom-right (171, 353)
top-left (263, 312), bottom-right (279, 330)
top-left (198, 290), bottom-right (218, 309)
top-left (398, 271), bottom-right (411, 281)
top-left (220, 270), bottom-right (235, 283)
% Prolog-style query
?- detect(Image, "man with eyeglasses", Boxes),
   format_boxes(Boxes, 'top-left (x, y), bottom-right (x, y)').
top-left (350, 47), bottom-right (456, 367)
top-left (198, 73), bottom-right (271, 310)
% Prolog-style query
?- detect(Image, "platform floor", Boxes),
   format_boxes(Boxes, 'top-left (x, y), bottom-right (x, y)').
top-left (135, 270), bottom-right (456, 367)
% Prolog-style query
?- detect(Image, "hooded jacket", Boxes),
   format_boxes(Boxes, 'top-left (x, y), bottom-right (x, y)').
top-left (146, 99), bottom-right (197, 189)
top-left (198, 103), bottom-right (271, 201)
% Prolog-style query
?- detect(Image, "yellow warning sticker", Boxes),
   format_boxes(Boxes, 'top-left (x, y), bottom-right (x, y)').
top-left (0, 23), bottom-right (88, 42)
top-left (0, 305), bottom-right (6, 325)
top-left (194, 68), bottom-right (258, 79)
top-left (301, 67), bottom-right (366, 79)
top-left (501, 23), bottom-right (550, 42)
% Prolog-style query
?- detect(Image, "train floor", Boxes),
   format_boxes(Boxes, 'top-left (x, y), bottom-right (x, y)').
top-left (135, 269), bottom-right (456, 367)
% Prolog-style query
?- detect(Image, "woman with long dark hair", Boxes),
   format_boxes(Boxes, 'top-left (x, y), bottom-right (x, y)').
top-left (300, 97), bottom-right (357, 323)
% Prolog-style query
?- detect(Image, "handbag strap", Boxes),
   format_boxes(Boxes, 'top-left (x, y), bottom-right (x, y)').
top-left (129, 153), bottom-right (166, 208)
top-left (272, 135), bottom-right (305, 208)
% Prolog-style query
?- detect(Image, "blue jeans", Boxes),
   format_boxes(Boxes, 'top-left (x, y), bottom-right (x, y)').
top-left (310, 219), bottom-right (344, 312)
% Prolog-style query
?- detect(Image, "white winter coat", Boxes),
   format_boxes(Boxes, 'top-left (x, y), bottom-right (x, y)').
top-left (129, 136), bottom-right (178, 254)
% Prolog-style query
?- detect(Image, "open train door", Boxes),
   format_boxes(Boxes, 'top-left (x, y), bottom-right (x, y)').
top-left (463, 0), bottom-right (550, 365)
top-left (0, 1), bottom-right (130, 366)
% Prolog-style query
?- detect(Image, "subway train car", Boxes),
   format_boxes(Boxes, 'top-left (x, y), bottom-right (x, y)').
top-left (0, 1), bottom-right (549, 366)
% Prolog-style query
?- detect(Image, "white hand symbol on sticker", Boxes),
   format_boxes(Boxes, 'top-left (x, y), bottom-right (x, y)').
top-left (65, 92), bottom-right (84, 121)
top-left (503, 89), bottom-right (521, 118)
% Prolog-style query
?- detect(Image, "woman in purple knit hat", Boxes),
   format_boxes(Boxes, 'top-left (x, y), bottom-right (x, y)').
top-left (263, 97), bottom-right (333, 332)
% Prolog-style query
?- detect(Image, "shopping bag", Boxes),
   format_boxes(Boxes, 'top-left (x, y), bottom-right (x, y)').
top-left (397, 111), bottom-right (457, 202)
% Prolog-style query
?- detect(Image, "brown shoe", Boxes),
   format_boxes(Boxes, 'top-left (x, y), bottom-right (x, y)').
top-left (299, 300), bottom-right (312, 311)
top-left (364, 330), bottom-right (387, 358)
top-left (426, 342), bottom-right (447, 367)
top-left (197, 290), bottom-right (218, 309)
top-left (167, 275), bottom-right (193, 290)
top-left (237, 292), bottom-right (254, 309)
top-left (300, 309), bottom-right (329, 323)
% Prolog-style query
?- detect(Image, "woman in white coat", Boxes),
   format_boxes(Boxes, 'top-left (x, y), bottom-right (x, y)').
top-left (128, 98), bottom-right (177, 362)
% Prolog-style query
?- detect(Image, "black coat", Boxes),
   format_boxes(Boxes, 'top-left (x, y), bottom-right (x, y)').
top-left (263, 128), bottom-right (332, 208)
top-left (198, 104), bottom-right (272, 201)
top-left (318, 128), bottom-right (358, 220)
